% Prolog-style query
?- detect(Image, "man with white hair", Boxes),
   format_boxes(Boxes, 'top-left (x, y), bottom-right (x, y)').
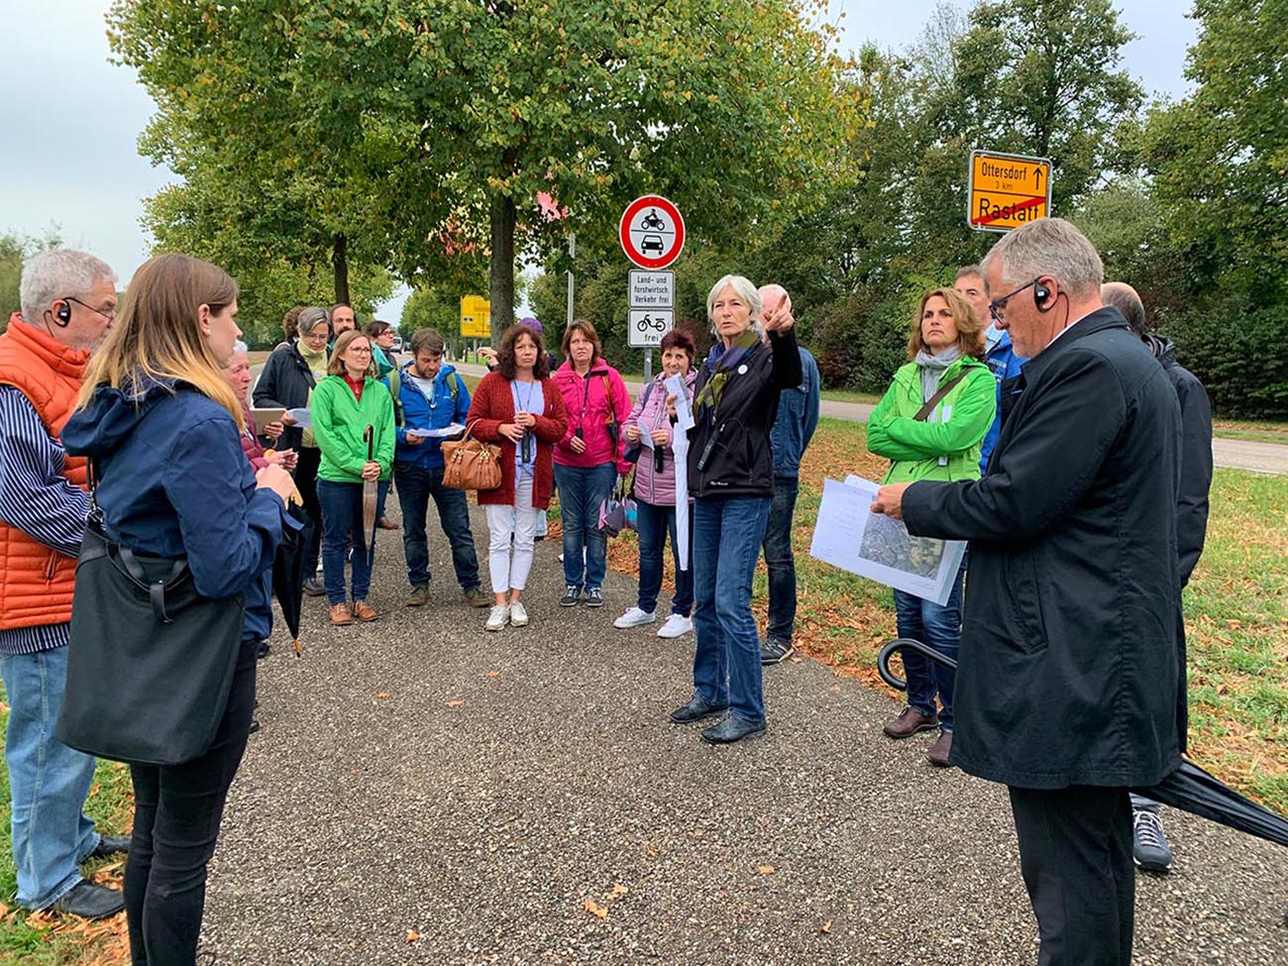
top-left (0, 249), bottom-right (128, 918)
top-left (757, 284), bottom-right (820, 664)
top-left (872, 219), bottom-right (1183, 964)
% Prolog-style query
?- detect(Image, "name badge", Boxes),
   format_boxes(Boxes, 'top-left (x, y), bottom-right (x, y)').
top-left (737, 364), bottom-right (748, 375)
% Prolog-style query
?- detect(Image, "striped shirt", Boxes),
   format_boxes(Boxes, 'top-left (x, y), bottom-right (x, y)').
top-left (0, 386), bottom-right (90, 655)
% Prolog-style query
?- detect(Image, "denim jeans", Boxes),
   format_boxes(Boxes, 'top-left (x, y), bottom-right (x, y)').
top-left (892, 560), bottom-right (966, 731)
top-left (394, 462), bottom-right (482, 591)
top-left (317, 479), bottom-right (390, 605)
top-left (635, 499), bottom-right (693, 616)
top-left (554, 462), bottom-right (617, 591)
top-left (0, 645), bottom-right (101, 909)
top-left (691, 495), bottom-right (772, 723)
top-left (125, 640), bottom-right (256, 965)
top-left (762, 476), bottom-right (800, 644)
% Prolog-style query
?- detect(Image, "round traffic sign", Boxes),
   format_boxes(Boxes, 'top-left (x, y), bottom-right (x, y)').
top-left (619, 195), bottom-right (685, 270)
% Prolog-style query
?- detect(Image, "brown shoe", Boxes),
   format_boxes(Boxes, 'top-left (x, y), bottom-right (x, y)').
top-left (883, 706), bottom-right (939, 739)
top-left (329, 603), bottom-right (354, 626)
top-left (927, 730), bottom-right (954, 767)
top-left (352, 600), bottom-right (378, 622)
top-left (377, 516), bottom-right (400, 531)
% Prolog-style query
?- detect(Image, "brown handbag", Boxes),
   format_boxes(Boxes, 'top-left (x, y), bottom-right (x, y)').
top-left (442, 420), bottom-right (503, 491)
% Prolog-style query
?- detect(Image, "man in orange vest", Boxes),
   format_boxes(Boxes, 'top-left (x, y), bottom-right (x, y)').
top-left (0, 249), bottom-right (128, 918)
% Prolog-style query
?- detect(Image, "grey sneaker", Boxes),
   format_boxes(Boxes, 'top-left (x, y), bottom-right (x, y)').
top-left (585, 588), bottom-right (604, 608)
top-left (560, 585), bottom-right (582, 607)
top-left (1132, 807), bottom-right (1173, 872)
top-left (760, 638), bottom-right (794, 665)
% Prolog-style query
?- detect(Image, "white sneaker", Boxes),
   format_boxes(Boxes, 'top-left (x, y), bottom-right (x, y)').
top-left (509, 601), bottom-right (529, 627)
top-left (485, 604), bottom-right (509, 632)
top-left (657, 614), bottom-right (694, 638)
top-left (614, 607), bottom-right (656, 629)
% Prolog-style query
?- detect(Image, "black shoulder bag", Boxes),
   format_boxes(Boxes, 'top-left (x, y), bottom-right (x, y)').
top-left (56, 460), bottom-right (246, 766)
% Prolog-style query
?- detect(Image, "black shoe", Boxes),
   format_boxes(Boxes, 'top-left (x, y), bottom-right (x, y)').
top-left (560, 585), bottom-right (582, 607)
top-left (669, 695), bottom-right (729, 724)
top-left (256, 640), bottom-right (271, 660)
top-left (249, 719), bottom-right (261, 735)
top-left (585, 588), bottom-right (604, 608)
top-left (303, 577), bottom-right (325, 597)
top-left (760, 638), bottom-right (794, 665)
top-left (49, 880), bottom-right (125, 920)
top-left (701, 714), bottom-right (766, 744)
top-left (87, 835), bottom-right (130, 860)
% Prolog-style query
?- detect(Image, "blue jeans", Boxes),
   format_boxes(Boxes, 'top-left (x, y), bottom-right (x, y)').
top-left (554, 463), bottom-right (617, 591)
top-left (635, 499), bottom-right (693, 617)
top-left (317, 479), bottom-right (390, 606)
top-left (0, 645), bottom-right (101, 909)
top-left (892, 560), bottom-right (966, 731)
top-left (762, 476), bottom-right (800, 644)
top-left (691, 496), bottom-right (772, 724)
top-left (394, 463), bottom-right (481, 591)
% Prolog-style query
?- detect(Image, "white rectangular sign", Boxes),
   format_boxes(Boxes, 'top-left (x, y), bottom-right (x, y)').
top-left (628, 308), bottom-right (673, 348)
top-left (629, 270), bottom-right (675, 309)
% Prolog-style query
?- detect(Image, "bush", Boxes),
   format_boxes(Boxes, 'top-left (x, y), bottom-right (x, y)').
top-left (1159, 301), bottom-right (1288, 418)
top-left (810, 288), bottom-right (914, 394)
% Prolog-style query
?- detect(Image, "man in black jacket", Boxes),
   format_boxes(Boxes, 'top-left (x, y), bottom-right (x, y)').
top-left (1103, 280), bottom-right (1214, 874)
top-left (872, 219), bottom-right (1183, 965)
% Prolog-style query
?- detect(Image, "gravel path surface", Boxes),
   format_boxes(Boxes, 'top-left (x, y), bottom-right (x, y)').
top-left (202, 507), bottom-right (1287, 964)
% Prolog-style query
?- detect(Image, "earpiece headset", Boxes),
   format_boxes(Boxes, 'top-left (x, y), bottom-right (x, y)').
top-left (1033, 280), bottom-right (1052, 312)
top-left (54, 301), bottom-right (72, 326)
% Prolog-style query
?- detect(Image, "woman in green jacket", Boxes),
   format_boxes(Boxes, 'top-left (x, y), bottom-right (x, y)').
top-left (866, 287), bottom-right (995, 767)
top-left (311, 329), bottom-right (396, 626)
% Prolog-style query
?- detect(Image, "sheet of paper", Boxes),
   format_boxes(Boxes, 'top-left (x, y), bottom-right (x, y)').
top-left (287, 407), bottom-right (312, 428)
top-left (673, 431), bottom-right (690, 571)
top-left (407, 423), bottom-right (465, 440)
top-left (250, 408), bottom-right (286, 433)
top-left (810, 477), bottom-right (966, 605)
top-left (664, 374), bottom-right (694, 431)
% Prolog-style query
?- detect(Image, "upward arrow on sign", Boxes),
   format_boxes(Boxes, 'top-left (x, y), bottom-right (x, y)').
top-left (1034, 168), bottom-right (1043, 190)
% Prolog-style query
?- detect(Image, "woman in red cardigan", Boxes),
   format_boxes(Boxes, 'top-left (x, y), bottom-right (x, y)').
top-left (466, 324), bottom-right (568, 631)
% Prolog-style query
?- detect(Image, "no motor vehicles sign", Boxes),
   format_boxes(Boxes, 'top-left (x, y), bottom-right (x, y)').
top-left (620, 195), bottom-right (685, 270)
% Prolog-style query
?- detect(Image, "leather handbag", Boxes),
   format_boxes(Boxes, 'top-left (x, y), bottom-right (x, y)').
top-left (442, 420), bottom-right (503, 491)
top-left (56, 516), bottom-right (246, 766)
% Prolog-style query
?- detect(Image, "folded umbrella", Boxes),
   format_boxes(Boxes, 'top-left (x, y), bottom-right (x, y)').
top-left (271, 503), bottom-right (309, 657)
top-left (361, 424), bottom-right (378, 568)
top-left (877, 638), bottom-right (1288, 848)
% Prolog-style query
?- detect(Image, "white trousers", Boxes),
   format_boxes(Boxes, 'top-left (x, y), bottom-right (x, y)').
top-left (486, 477), bottom-right (538, 593)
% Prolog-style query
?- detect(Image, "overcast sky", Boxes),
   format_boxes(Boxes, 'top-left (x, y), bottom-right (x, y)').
top-left (1, 0), bottom-right (1197, 323)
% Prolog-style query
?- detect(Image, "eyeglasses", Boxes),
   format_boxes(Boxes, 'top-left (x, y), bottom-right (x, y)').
top-left (987, 278), bottom-right (1039, 321)
top-left (302, 331), bottom-right (330, 342)
top-left (347, 346), bottom-right (373, 355)
top-left (60, 296), bottom-right (116, 322)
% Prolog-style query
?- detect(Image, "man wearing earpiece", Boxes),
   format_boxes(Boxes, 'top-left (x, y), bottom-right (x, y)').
top-left (0, 250), bottom-right (129, 919)
top-left (871, 219), bottom-right (1184, 965)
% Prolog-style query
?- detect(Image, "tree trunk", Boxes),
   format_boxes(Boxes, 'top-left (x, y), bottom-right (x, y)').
top-left (488, 193), bottom-right (516, 342)
top-left (332, 233), bottom-right (350, 305)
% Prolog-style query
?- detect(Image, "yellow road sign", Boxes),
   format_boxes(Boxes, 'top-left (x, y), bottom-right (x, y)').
top-left (459, 295), bottom-right (491, 338)
top-left (968, 150), bottom-right (1052, 233)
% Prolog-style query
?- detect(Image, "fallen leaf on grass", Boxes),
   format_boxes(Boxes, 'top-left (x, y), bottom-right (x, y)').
top-left (405, 928), bottom-right (421, 943)
top-left (375, 692), bottom-right (392, 700)
top-left (583, 898), bottom-right (609, 920)
top-left (819, 919), bottom-right (833, 935)
top-left (757, 864), bottom-right (776, 875)
top-left (447, 699), bottom-right (465, 708)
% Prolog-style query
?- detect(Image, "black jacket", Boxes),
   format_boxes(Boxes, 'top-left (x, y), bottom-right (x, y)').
top-left (252, 341), bottom-right (318, 450)
top-left (903, 308), bottom-right (1183, 790)
top-left (687, 329), bottom-right (803, 500)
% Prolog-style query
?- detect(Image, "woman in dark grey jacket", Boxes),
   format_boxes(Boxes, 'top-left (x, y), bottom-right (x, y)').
top-left (667, 274), bottom-right (801, 745)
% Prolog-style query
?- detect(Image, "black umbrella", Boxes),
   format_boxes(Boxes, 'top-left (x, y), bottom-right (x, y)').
top-left (877, 638), bottom-right (1288, 848)
top-left (272, 502), bottom-right (310, 658)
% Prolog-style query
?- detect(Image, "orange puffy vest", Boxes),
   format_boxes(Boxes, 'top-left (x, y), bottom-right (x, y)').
top-left (0, 315), bottom-right (90, 630)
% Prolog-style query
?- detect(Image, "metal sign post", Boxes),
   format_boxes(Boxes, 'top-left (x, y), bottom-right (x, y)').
top-left (621, 196), bottom-right (684, 380)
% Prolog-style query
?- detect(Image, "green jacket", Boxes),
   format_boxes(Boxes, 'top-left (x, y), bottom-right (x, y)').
top-left (310, 375), bottom-right (396, 484)
top-left (866, 356), bottom-right (996, 484)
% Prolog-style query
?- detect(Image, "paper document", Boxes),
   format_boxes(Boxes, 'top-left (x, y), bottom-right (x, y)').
top-left (406, 423), bottom-right (465, 440)
top-left (249, 408), bottom-right (285, 433)
top-left (673, 430), bottom-right (690, 571)
top-left (811, 477), bottom-right (966, 605)
top-left (287, 407), bottom-right (312, 428)
top-left (664, 374), bottom-right (694, 431)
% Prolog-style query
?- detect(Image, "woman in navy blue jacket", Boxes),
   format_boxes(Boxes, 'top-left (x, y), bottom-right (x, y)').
top-left (63, 254), bottom-right (297, 966)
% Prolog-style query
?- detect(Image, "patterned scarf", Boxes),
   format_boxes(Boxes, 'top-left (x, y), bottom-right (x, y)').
top-left (694, 328), bottom-right (760, 415)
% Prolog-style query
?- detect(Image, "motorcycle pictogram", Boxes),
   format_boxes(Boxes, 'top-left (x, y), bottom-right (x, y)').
top-left (639, 209), bottom-right (666, 231)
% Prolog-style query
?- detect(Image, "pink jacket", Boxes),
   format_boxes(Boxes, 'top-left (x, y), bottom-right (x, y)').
top-left (624, 369), bottom-right (696, 507)
top-left (552, 359), bottom-right (633, 471)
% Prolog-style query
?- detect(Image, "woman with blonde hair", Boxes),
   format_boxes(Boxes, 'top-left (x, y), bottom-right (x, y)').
top-left (865, 286), bottom-right (995, 767)
top-left (62, 253), bottom-right (298, 966)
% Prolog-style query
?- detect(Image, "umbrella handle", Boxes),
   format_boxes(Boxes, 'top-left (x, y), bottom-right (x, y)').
top-left (877, 637), bottom-right (960, 691)
top-left (364, 424), bottom-right (374, 461)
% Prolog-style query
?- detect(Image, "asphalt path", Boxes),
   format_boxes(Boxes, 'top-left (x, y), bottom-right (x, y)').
top-left (200, 504), bottom-right (1288, 964)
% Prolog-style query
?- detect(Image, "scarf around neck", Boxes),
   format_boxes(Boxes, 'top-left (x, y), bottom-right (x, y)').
top-left (298, 339), bottom-right (328, 379)
top-left (695, 328), bottom-right (760, 415)
top-left (914, 346), bottom-right (962, 404)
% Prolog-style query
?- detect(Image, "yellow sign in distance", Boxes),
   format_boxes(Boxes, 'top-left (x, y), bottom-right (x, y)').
top-left (459, 295), bottom-right (491, 338)
top-left (967, 150), bottom-right (1053, 233)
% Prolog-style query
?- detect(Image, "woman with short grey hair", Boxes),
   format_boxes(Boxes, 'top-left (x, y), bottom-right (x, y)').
top-left (667, 274), bottom-right (802, 744)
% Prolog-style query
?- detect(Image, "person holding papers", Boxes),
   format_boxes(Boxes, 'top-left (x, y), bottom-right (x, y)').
top-left (865, 287), bottom-right (994, 767)
top-left (614, 328), bottom-right (698, 639)
top-left (392, 327), bottom-right (489, 610)
top-left (668, 274), bottom-right (801, 745)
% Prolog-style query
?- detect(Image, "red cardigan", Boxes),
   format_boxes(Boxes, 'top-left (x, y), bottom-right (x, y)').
top-left (466, 372), bottom-right (568, 508)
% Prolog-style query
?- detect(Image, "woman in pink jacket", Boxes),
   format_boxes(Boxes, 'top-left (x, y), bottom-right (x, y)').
top-left (551, 320), bottom-right (632, 608)
top-left (613, 329), bottom-right (698, 639)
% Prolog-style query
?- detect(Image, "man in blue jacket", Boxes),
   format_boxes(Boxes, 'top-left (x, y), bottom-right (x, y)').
top-left (758, 285), bottom-right (821, 665)
top-left (393, 328), bottom-right (489, 608)
top-left (955, 265), bottom-right (1026, 474)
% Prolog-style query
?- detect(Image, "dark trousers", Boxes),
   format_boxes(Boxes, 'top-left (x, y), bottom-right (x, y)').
top-left (295, 447), bottom-right (323, 580)
top-left (317, 479), bottom-right (390, 606)
top-left (394, 462), bottom-right (482, 591)
top-left (892, 559), bottom-right (966, 730)
top-left (634, 499), bottom-right (693, 617)
top-left (762, 475), bottom-right (800, 643)
top-left (125, 641), bottom-right (256, 966)
top-left (1008, 785), bottom-right (1134, 966)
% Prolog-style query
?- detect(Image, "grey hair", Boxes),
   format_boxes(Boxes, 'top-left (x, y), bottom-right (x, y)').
top-left (296, 306), bottom-right (331, 337)
top-left (20, 249), bottom-right (117, 322)
top-left (981, 218), bottom-right (1104, 299)
top-left (232, 340), bottom-right (249, 355)
top-left (1101, 282), bottom-right (1148, 336)
top-left (707, 274), bottom-right (763, 325)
